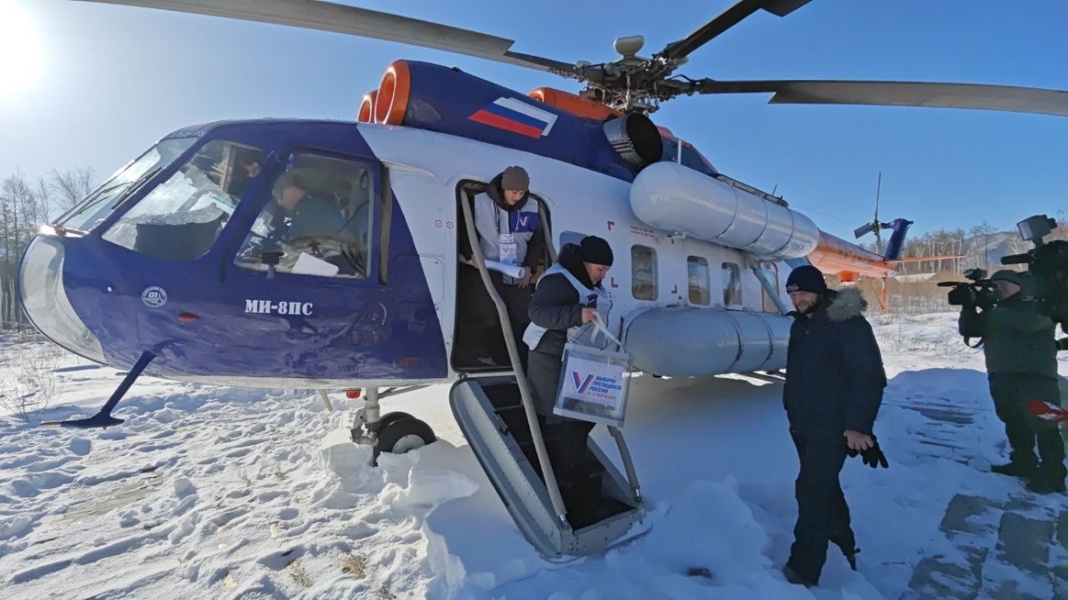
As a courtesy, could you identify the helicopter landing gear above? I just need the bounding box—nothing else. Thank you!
[349,387,435,465]
[373,417,436,460]
[42,351,155,429]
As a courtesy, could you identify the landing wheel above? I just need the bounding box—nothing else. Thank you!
[372,411,414,434]
[373,417,436,462]
[350,411,414,444]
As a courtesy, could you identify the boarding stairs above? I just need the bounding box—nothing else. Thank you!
[451,195,644,558]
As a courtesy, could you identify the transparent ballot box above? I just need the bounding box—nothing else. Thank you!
[553,342,632,428]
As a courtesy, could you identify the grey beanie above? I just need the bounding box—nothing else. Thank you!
[500,166,529,192]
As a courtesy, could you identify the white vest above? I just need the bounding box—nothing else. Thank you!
[523,263,614,351]
[473,193,539,284]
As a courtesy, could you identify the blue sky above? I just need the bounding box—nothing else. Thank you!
[2,0,1066,241]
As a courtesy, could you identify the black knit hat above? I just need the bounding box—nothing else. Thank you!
[578,236,614,266]
[786,265,827,294]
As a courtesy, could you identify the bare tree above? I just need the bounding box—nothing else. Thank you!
[969,221,997,269]
[0,172,54,328]
[50,167,96,214]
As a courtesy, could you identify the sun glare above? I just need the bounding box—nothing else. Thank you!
[0,1,42,99]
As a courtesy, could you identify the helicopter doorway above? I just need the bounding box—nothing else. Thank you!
[451,180,553,372]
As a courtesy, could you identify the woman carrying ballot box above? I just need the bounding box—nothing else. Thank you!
[523,236,614,510]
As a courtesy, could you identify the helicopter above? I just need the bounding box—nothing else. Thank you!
[18,0,1068,556]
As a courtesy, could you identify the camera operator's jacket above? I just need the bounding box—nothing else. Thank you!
[783,288,887,437]
[958,294,1057,378]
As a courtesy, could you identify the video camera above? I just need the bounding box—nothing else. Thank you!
[938,267,997,310]
[1000,215,1068,327]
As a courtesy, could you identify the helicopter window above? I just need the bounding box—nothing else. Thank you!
[57,137,197,233]
[100,140,264,261]
[722,262,742,306]
[234,153,373,279]
[631,245,658,301]
[761,263,780,312]
[660,137,717,177]
[687,256,710,305]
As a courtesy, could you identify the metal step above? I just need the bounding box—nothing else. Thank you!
[449,375,645,558]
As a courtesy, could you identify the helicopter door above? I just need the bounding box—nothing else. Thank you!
[451,180,552,371]
[218,150,446,383]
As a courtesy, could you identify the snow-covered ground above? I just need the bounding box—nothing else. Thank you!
[1,312,1066,599]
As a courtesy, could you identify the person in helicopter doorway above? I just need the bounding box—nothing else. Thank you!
[458,166,547,368]
[958,269,1065,494]
[780,265,888,588]
[523,236,614,518]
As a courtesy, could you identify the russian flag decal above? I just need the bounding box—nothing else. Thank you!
[470,97,558,139]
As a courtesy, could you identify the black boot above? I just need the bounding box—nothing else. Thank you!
[990,461,1039,479]
[829,527,860,570]
[781,564,817,588]
[1025,468,1067,494]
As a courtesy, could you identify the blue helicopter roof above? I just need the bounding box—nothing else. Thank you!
[161,61,654,183]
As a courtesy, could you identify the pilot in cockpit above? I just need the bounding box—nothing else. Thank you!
[238,170,366,277]
[259,173,343,241]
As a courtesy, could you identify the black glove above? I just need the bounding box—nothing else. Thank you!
[847,436,889,469]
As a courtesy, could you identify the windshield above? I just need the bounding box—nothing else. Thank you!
[56,137,197,233]
[101,140,265,262]
[661,137,718,177]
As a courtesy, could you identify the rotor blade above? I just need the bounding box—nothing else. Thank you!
[658,0,811,62]
[873,171,881,222]
[854,223,875,239]
[78,0,584,78]
[691,80,1068,117]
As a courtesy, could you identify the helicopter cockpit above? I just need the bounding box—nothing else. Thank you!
[22,119,446,387]
[233,155,371,279]
[50,131,373,280]
[660,132,718,178]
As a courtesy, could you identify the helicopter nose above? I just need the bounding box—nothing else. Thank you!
[18,236,106,364]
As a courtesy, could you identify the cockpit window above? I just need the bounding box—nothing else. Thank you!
[234,153,373,279]
[101,140,264,261]
[57,137,198,233]
[660,137,718,177]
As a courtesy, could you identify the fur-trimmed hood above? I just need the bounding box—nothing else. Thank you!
[825,287,868,322]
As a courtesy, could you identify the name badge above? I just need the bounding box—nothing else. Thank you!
[499,233,518,266]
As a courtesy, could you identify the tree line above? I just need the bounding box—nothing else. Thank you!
[865,214,1068,277]
[0,169,97,328]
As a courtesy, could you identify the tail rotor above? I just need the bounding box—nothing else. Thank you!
[853,172,888,254]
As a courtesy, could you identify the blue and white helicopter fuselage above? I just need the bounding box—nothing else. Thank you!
[22,62,814,399]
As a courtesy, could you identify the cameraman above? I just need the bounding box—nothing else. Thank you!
[958,269,1065,494]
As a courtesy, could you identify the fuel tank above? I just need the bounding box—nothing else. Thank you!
[621,306,790,377]
[630,162,819,259]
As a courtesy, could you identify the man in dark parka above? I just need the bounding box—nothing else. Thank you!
[781,265,887,587]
